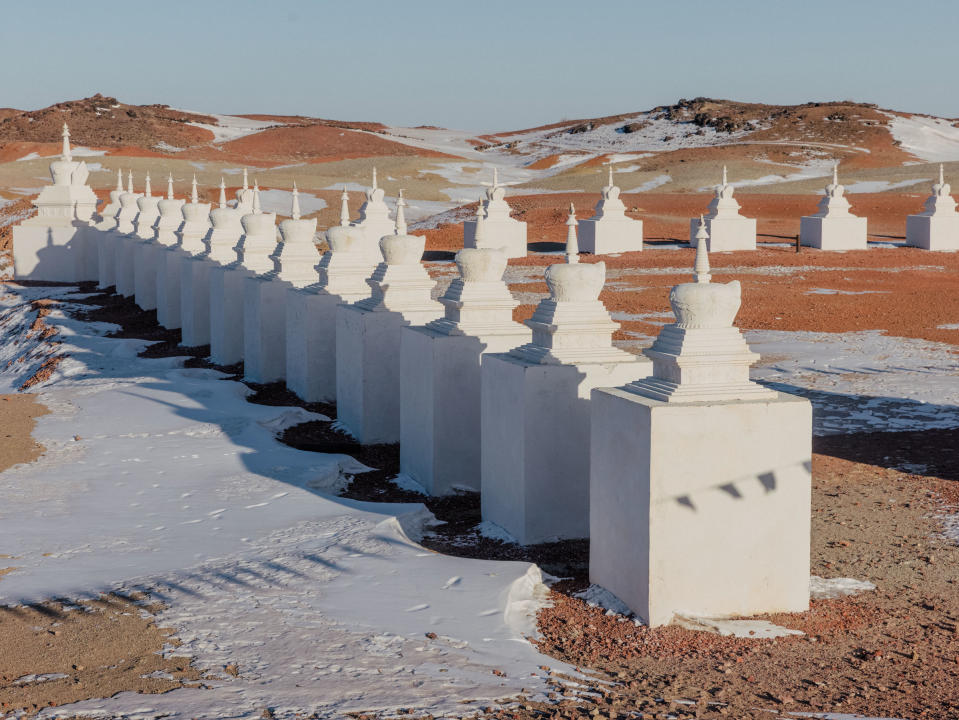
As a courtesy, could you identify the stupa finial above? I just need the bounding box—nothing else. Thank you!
[127,170,133,194]
[493,167,499,187]
[144,172,152,198]
[722,165,728,186]
[218,178,226,209]
[939,163,945,186]
[291,181,301,220]
[252,180,261,214]
[61,123,72,162]
[608,162,614,188]
[242,168,249,191]
[115,168,123,193]
[694,216,711,284]
[190,174,198,204]
[167,173,174,199]
[339,184,350,226]
[832,162,839,186]
[395,189,408,235]
[372,166,378,190]
[566,203,579,264]
[474,196,487,243]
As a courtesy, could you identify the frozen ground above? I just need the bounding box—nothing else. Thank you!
[0,286,560,719]
[748,329,959,435]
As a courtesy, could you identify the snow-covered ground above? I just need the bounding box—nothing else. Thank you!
[182,113,281,144]
[256,188,327,216]
[884,112,959,162]
[0,286,561,719]
[748,330,959,435]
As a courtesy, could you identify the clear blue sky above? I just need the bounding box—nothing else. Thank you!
[0,0,954,131]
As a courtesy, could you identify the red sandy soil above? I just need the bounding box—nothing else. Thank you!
[192,123,456,166]
[421,192,959,345]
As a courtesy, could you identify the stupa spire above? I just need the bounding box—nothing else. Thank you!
[190,174,198,204]
[565,203,579,263]
[694,216,711,284]
[372,166,378,190]
[722,165,728,186]
[61,123,72,162]
[291,181,301,220]
[608,162,614,188]
[395,189,408,235]
[252,180,261,214]
[167,173,174,199]
[940,163,945,187]
[493,167,499,187]
[339,185,350,226]
[144,172,152,198]
[832,162,839,186]
[115,168,123,193]
[127,170,134,194]
[242,168,249,191]
[218,178,226,209]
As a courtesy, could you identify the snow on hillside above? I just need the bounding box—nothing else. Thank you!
[0,286,563,719]
[496,112,762,162]
[182,112,281,143]
[884,112,959,162]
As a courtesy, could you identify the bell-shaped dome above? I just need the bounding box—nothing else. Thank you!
[455,247,507,282]
[380,233,425,265]
[545,261,606,302]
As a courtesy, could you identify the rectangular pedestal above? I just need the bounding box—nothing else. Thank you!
[210,266,252,366]
[578,218,643,254]
[589,388,812,626]
[689,216,757,251]
[400,326,531,495]
[905,214,959,251]
[243,276,290,384]
[336,304,442,444]
[134,243,159,311]
[156,250,183,330]
[114,235,139,297]
[463,219,528,259]
[12,223,94,283]
[480,354,648,544]
[286,289,343,403]
[180,257,212,347]
[98,231,117,290]
[800,215,867,250]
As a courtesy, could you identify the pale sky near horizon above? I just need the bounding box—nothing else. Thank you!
[0,0,954,131]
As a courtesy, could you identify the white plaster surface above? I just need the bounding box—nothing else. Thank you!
[800,167,867,250]
[578,170,643,254]
[209,265,252,365]
[589,388,812,626]
[243,276,290,383]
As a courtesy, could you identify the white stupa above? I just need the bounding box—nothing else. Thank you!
[480,204,649,544]
[463,169,528,259]
[336,222,443,444]
[799,163,867,250]
[13,123,100,281]
[286,222,382,404]
[905,164,959,251]
[590,232,812,625]
[401,245,531,495]
[153,175,186,327]
[243,185,318,384]
[578,164,644,254]
[351,168,395,253]
[688,166,757,251]
[235,168,255,213]
[114,171,144,297]
[95,169,126,289]
[132,173,164,310]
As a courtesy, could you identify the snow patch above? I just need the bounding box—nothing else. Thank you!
[625,174,671,193]
[884,112,959,162]
[674,616,804,639]
[809,576,876,599]
[574,584,634,618]
[477,520,517,544]
[181,112,280,143]
[389,472,427,495]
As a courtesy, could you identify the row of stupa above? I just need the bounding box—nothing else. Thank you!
[10,128,814,627]
[10,124,959,287]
